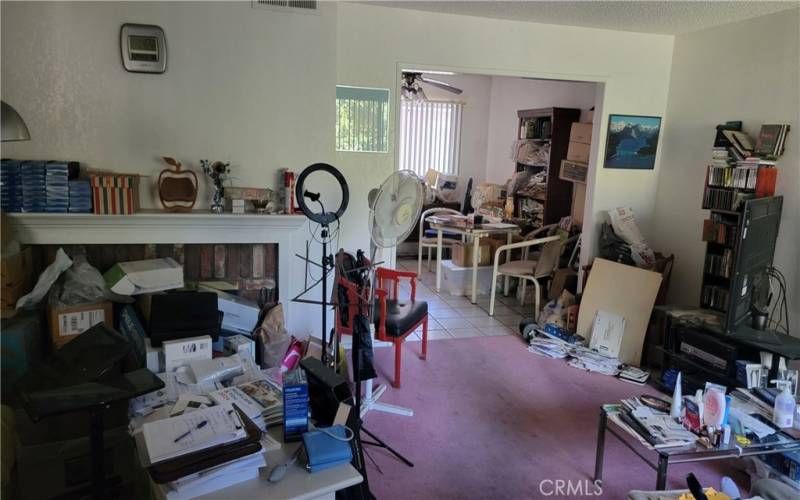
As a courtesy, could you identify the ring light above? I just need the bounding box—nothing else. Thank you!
[295,163,349,225]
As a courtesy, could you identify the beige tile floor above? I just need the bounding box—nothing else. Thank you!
[394,258,533,341]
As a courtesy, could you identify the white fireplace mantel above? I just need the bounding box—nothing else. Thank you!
[4,211,325,335]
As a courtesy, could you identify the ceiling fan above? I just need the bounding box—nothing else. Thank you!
[401,72,463,101]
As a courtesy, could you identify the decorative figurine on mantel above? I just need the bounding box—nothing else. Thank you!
[200,159,230,214]
[159,157,198,213]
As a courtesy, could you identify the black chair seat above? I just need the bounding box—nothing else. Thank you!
[374,299,428,337]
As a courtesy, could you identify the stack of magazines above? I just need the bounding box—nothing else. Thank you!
[209,378,283,431]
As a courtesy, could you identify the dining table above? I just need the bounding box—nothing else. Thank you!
[427,216,521,304]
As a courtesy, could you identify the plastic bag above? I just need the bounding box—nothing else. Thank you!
[59,253,108,305]
[16,248,72,309]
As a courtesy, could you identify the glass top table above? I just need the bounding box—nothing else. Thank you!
[594,405,800,491]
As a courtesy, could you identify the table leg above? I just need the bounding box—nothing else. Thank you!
[471,235,479,304]
[435,229,443,292]
[594,408,607,484]
[503,232,512,296]
[656,455,668,491]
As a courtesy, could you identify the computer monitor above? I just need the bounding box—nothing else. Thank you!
[724,196,783,334]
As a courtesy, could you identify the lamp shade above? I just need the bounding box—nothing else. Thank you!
[1,101,31,141]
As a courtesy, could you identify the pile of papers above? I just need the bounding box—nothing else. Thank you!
[130,352,283,498]
[527,326,582,359]
[567,346,621,376]
[210,379,283,431]
[618,365,650,385]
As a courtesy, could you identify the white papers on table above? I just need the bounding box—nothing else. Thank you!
[589,310,625,359]
[162,451,266,499]
[729,408,776,439]
[631,406,697,448]
[143,404,246,464]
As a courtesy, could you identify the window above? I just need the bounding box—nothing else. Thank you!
[335,86,389,153]
[398,100,463,177]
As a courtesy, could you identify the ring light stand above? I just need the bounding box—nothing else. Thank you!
[294,163,349,366]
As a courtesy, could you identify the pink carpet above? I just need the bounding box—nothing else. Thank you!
[359,335,747,499]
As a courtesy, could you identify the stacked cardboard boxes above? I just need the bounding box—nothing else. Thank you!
[562,118,594,226]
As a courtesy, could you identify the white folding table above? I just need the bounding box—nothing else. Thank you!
[428,218,521,304]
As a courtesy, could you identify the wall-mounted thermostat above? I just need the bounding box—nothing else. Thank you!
[120,24,166,73]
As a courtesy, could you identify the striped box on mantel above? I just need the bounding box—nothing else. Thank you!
[90,173,141,214]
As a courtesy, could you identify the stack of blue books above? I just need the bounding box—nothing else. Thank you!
[21,161,47,213]
[45,162,70,213]
[1,160,23,212]
[68,179,92,213]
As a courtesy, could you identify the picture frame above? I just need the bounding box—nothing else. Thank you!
[604,114,662,170]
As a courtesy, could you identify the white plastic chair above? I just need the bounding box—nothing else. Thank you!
[417,207,464,278]
[488,225,561,319]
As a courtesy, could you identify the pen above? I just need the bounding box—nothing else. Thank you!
[174,420,208,443]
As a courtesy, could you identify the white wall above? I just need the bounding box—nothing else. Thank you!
[1,1,337,209]
[484,77,597,184]
[415,73,492,201]
[1,1,676,276]
[335,2,674,262]
[653,9,800,332]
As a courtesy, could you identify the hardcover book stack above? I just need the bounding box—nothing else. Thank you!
[0,160,23,212]
[44,162,70,213]
[20,161,46,213]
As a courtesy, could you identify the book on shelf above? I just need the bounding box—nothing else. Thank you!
[702,215,738,247]
[702,285,730,312]
[704,249,734,278]
[755,123,790,158]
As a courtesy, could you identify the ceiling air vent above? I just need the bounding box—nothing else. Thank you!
[252,0,318,12]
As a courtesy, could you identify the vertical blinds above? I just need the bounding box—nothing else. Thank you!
[335,86,389,153]
[398,100,463,178]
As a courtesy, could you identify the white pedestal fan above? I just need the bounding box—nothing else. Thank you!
[360,170,424,419]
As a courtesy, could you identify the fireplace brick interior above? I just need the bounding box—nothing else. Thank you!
[33,243,278,304]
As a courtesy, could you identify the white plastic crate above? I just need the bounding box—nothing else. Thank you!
[440,259,495,296]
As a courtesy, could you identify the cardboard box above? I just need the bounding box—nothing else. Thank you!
[48,301,113,347]
[144,337,164,373]
[451,241,492,267]
[224,334,256,362]
[90,173,140,215]
[569,122,593,144]
[1,246,34,310]
[16,425,136,499]
[567,141,591,163]
[585,110,594,123]
[203,289,260,335]
[559,159,588,184]
[163,335,212,372]
[572,182,586,226]
[104,257,184,295]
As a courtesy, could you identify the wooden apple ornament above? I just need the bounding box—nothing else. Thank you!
[159,157,198,213]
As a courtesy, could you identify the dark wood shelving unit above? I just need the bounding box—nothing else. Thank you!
[514,107,580,226]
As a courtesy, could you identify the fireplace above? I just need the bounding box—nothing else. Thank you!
[6,212,323,335]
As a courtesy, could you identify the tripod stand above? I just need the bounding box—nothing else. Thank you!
[339,254,414,470]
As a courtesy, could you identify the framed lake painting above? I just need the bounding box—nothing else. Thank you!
[604,114,662,169]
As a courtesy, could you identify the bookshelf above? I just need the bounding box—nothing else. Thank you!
[698,122,787,315]
[513,107,580,226]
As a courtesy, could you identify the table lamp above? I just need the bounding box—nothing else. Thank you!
[1,100,31,141]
